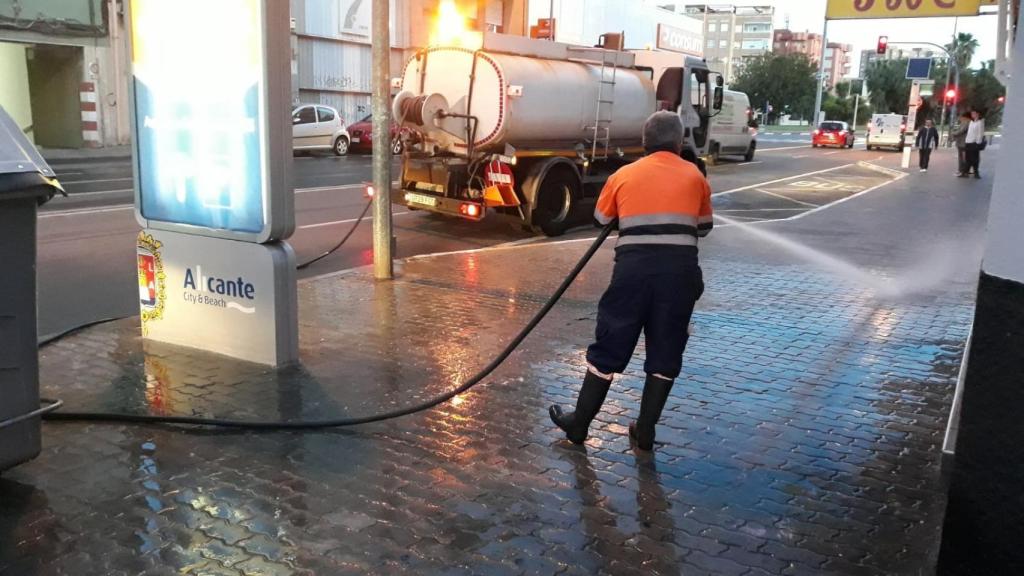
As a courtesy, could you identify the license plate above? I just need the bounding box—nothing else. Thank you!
[350,137,360,143]
[405,192,437,207]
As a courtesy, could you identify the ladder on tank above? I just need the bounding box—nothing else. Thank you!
[587,50,618,162]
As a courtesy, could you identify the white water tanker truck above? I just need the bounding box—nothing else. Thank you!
[390,32,723,236]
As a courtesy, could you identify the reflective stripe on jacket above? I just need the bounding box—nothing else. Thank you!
[594,151,713,247]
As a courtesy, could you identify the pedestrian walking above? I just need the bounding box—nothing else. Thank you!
[964,110,987,179]
[915,119,940,172]
[549,112,712,451]
[952,112,971,177]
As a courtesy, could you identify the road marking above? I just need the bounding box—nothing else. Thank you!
[296,182,398,194]
[39,205,134,218]
[757,144,812,152]
[823,151,841,156]
[298,210,411,229]
[736,161,763,167]
[61,177,133,185]
[713,163,854,196]
[63,188,133,197]
[752,187,820,208]
[793,155,808,159]
[717,208,805,212]
[782,170,908,222]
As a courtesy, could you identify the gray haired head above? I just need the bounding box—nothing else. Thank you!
[643,111,684,154]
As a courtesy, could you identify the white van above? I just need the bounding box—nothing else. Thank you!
[866,113,907,151]
[708,89,757,162]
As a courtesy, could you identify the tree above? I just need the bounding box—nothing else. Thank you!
[835,81,851,99]
[946,32,980,72]
[732,53,817,123]
[865,58,911,114]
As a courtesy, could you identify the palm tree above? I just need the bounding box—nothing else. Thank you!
[946,32,980,71]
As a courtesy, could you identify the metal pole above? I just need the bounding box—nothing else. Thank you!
[371,0,393,280]
[941,18,958,146]
[812,19,829,126]
[549,0,555,40]
[852,93,860,130]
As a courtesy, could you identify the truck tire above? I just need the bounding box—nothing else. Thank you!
[532,168,578,237]
[744,141,756,162]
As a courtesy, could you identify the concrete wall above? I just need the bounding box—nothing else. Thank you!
[0,42,33,143]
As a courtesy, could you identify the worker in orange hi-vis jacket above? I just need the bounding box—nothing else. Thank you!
[549,111,713,451]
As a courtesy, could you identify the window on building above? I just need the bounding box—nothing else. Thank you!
[743,22,771,34]
[293,106,316,125]
[721,22,730,33]
[709,23,718,32]
[707,39,716,48]
[741,39,769,51]
[317,107,336,123]
[719,40,728,48]
[734,41,741,49]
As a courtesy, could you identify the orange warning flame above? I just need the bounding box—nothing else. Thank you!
[429,0,483,49]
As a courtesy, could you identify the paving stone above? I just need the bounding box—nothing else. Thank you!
[1,180,979,575]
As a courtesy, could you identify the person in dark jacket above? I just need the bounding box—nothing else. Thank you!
[915,119,940,172]
[952,112,971,177]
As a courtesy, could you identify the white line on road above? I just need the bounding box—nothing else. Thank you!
[736,161,763,167]
[757,144,813,152]
[793,155,808,159]
[39,205,133,218]
[63,188,133,197]
[823,151,841,156]
[61,177,133,185]
[752,187,820,208]
[781,170,908,222]
[298,210,411,229]
[713,164,854,196]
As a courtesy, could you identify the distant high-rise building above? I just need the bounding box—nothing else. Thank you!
[773,29,850,90]
[681,5,775,83]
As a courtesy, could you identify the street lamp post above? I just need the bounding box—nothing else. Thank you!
[371,0,393,279]
[812,20,829,127]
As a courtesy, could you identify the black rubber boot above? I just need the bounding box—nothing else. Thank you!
[549,371,611,445]
[629,374,674,451]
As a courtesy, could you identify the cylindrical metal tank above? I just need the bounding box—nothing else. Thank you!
[398,47,656,152]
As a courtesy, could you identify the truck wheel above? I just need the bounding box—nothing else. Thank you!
[744,142,756,162]
[532,169,578,237]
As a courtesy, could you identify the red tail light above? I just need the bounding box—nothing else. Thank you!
[839,130,847,136]
[813,129,820,135]
[459,203,482,218]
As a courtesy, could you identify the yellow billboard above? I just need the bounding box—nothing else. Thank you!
[826,0,982,19]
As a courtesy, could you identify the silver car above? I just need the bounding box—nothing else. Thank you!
[291,104,351,156]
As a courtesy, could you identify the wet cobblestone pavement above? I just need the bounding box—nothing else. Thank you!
[2,188,980,575]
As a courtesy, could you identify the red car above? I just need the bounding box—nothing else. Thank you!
[347,114,416,154]
[812,121,855,148]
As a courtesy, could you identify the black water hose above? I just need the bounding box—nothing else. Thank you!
[296,198,373,270]
[41,224,615,430]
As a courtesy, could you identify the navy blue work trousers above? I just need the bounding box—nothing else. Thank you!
[586,247,703,380]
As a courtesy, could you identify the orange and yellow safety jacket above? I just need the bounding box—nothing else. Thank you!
[594,151,713,247]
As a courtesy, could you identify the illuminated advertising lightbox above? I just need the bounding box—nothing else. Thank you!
[129,0,293,243]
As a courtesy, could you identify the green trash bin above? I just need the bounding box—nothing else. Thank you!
[0,105,61,473]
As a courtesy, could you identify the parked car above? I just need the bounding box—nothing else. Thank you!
[292,105,350,156]
[812,121,855,148]
[865,113,907,151]
[347,114,416,154]
[708,89,757,162]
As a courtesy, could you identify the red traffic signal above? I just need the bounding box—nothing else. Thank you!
[945,88,957,102]
[877,36,888,54]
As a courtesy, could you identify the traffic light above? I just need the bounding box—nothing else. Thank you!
[997,95,1006,104]
[945,88,957,103]
[877,36,888,54]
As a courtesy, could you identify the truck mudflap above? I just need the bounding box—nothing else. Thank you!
[392,185,485,221]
